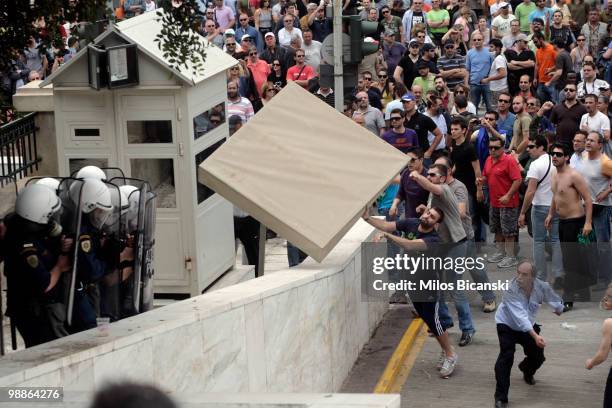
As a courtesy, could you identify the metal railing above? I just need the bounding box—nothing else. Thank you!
[0,113,40,187]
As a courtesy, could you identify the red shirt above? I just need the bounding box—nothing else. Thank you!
[483,153,522,208]
[286,64,315,87]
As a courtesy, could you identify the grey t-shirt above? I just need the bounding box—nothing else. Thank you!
[448,179,475,241]
[576,157,612,207]
[428,184,468,243]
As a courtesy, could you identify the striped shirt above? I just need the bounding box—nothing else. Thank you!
[227,97,255,124]
[437,53,466,90]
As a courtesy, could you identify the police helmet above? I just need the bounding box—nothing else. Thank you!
[15,184,62,225]
[76,165,106,181]
[36,177,60,193]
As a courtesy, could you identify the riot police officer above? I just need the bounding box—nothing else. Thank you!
[68,178,113,333]
[3,184,73,347]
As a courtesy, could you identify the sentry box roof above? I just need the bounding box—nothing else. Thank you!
[198,82,408,262]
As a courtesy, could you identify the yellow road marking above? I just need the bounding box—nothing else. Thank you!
[374,318,428,393]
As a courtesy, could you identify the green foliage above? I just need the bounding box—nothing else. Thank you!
[155,0,208,77]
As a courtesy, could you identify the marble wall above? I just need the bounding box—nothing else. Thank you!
[0,221,387,396]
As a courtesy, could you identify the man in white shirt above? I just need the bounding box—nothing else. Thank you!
[569,131,587,169]
[580,94,611,142]
[492,3,517,39]
[518,134,562,285]
[577,61,610,99]
[301,28,321,71]
[278,15,303,47]
[484,39,508,111]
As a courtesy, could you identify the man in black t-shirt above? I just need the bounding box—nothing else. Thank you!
[362,206,459,379]
[504,36,535,96]
[393,39,421,89]
[401,92,443,166]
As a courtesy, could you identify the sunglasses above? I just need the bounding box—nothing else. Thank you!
[266,88,276,93]
[410,44,419,48]
[526,144,536,149]
[426,172,440,177]
[363,77,372,80]
[382,10,390,13]
[498,99,510,103]
[577,38,585,42]
[227,42,236,46]
[488,145,502,150]
[272,62,281,66]
[550,151,565,158]
[417,35,425,38]
[390,116,403,121]
[445,45,454,49]
[527,103,537,106]
[407,157,419,163]
[210,119,221,124]
[243,38,252,42]
[379,74,387,78]
[455,90,465,94]
[564,88,576,92]
[249,52,257,56]
[240,18,248,21]
[484,117,496,121]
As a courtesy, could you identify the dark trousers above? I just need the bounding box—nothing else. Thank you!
[494,323,545,403]
[605,366,612,408]
[234,216,260,275]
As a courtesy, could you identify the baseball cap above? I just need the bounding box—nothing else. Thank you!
[384,29,395,37]
[443,39,455,47]
[364,37,378,44]
[225,28,235,36]
[422,43,435,51]
[241,34,252,41]
[408,39,419,47]
[401,92,416,102]
[499,1,509,7]
[265,32,275,38]
[416,61,429,70]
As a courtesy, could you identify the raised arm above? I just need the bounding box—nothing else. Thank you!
[586,319,612,369]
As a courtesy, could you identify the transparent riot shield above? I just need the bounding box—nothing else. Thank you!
[98,181,125,321]
[140,185,156,312]
[0,176,18,355]
[57,178,85,327]
[101,168,125,182]
[108,177,156,316]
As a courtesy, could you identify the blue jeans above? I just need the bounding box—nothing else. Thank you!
[536,83,559,104]
[593,206,612,283]
[469,193,487,243]
[437,241,475,334]
[532,205,563,281]
[469,83,492,113]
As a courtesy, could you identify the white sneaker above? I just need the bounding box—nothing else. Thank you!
[439,353,458,378]
[497,256,519,268]
[436,351,445,370]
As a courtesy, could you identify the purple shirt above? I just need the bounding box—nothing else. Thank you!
[381,127,419,153]
[215,6,234,31]
[396,167,429,219]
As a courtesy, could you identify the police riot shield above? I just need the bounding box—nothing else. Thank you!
[108,177,156,317]
[0,176,18,355]
[56,178,85,327]
[98,181,125,321]
[140,184,156,312]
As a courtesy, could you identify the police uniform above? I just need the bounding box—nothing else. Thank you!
[69,217,107,333]
[3,214,68,348]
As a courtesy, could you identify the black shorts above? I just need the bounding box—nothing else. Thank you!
[413,301,444,337]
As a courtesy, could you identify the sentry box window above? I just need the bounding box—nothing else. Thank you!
[88,43,139,90]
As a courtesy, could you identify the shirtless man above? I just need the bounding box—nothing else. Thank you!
[586,284,612,407]
[545,143,593,312]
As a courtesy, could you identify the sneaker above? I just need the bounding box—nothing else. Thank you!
[563,302,573,313]
[497,256,519,268]
[458,331,474,347]
[483,300,497,313]
[435,351,445,370]
[487,252,505,263]
[439,353,458,378]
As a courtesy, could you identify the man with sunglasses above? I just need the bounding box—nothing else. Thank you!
[495,92,516,147]
[380,6,403,43]
[550,82,587,145]
[480,135,523,268]
[286,49,315,88]
[518,135,562,284]
[438,40,468,91]
[401,92,443,163]
[278,15,302,48]
[401,0,428,47]
[579,94,611,143]
[382,30,405,77]
[393,39,420,89]
[382,109,419,153]
[546,143,593,312]
[236,13,262,52]
[467,31,494,112]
